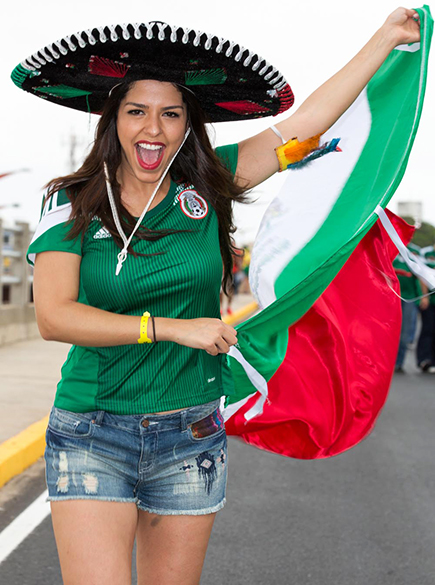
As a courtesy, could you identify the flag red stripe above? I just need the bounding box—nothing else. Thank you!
[226,211,413,459]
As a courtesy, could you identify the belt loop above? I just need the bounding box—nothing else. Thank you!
[94,410,105,426]
[181,410,188,431]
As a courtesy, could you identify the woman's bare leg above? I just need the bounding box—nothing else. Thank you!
[51,500,138,585]
[136,510,216,585]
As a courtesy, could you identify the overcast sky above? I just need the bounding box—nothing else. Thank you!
[1,0,433,244]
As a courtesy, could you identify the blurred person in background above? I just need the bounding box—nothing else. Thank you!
[393,251,422,373]
[417,244,435,372]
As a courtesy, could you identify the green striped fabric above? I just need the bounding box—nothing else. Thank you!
[27,144,238,414]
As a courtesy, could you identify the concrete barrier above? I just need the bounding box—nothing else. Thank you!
[0,305,39,346]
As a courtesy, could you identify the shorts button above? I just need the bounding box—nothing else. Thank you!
[141,419,150,428]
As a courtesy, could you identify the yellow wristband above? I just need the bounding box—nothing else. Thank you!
[138,311,152,344]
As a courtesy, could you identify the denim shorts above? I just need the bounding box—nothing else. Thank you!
[45,399,227,515]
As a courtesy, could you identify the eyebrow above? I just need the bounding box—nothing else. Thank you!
[125,102,185,111]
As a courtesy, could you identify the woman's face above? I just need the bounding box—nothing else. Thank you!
[116,80,188,184]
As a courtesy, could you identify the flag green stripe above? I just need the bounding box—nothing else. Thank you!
[275,6,432,301]
[227,6,433,405]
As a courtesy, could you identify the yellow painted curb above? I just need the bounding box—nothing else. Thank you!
[0,415,48,488]
[222,301,258,326]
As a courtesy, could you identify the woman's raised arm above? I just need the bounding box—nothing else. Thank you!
[235,7,421,190]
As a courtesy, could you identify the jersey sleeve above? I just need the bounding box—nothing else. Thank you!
[215,144,239,176]
[27,189,82,266]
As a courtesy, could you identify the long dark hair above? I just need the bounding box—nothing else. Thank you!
[45,81,249,294]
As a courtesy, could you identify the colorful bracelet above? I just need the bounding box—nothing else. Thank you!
[138,311,152,344]
[271,126,341,172]
[275,134,322,171]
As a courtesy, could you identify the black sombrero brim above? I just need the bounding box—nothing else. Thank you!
[11,22,294,123]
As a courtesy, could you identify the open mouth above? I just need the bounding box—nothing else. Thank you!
[135,141,166,170]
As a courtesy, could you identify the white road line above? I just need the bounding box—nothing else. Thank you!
[0,490,50,564]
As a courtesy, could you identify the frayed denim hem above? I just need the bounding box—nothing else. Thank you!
[136,498,226,516]
[47,495,138,504]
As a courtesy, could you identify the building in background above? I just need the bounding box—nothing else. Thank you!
[0,221,32,305]
[0,220,36,345]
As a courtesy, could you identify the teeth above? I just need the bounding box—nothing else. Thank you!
[137,143,163,151]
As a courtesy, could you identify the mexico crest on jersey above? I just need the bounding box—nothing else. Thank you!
[178,189,208,220]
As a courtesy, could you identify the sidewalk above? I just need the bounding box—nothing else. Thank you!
[0,339,70,444]
[0,294,257,487]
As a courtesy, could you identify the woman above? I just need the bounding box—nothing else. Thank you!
[13,8,420,584]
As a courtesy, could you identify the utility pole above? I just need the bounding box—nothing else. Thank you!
[0,204,20,210]
[69,132,78,173]
[64,131,87,173]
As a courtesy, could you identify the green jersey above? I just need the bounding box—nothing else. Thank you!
[27,144,238,414]
[393,255,421,303]
[422,249,435,305]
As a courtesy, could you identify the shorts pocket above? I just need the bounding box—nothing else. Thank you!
[187,408,225,442]
[47,407,95,439]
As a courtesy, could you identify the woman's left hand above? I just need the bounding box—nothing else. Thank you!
[382,7,421,46]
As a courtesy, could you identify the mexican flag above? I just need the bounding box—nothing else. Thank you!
[223,6,433,458]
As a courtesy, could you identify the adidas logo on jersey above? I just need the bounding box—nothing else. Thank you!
[93,227,112,239]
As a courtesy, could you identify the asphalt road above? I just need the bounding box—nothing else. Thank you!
[1,361,435,585]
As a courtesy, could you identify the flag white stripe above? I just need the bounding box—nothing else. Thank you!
[395,42,421,52]
[222,392,255,421]
[250,89,372,308]
[375,206,435,289]
[223,346,269,421]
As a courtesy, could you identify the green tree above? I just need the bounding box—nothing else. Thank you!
[402,216,435,249]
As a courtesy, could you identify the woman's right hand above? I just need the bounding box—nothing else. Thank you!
[169,318,238,356]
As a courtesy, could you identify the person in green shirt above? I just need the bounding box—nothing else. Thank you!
[417,245,435,371]
[12,9,421,585]
[393,253,422,373]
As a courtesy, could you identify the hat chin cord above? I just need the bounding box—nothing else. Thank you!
[103,127,191,276]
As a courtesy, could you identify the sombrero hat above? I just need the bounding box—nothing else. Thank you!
[11,21,294,122]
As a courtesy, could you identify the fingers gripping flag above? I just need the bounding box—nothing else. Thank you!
[223,6,433,459]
